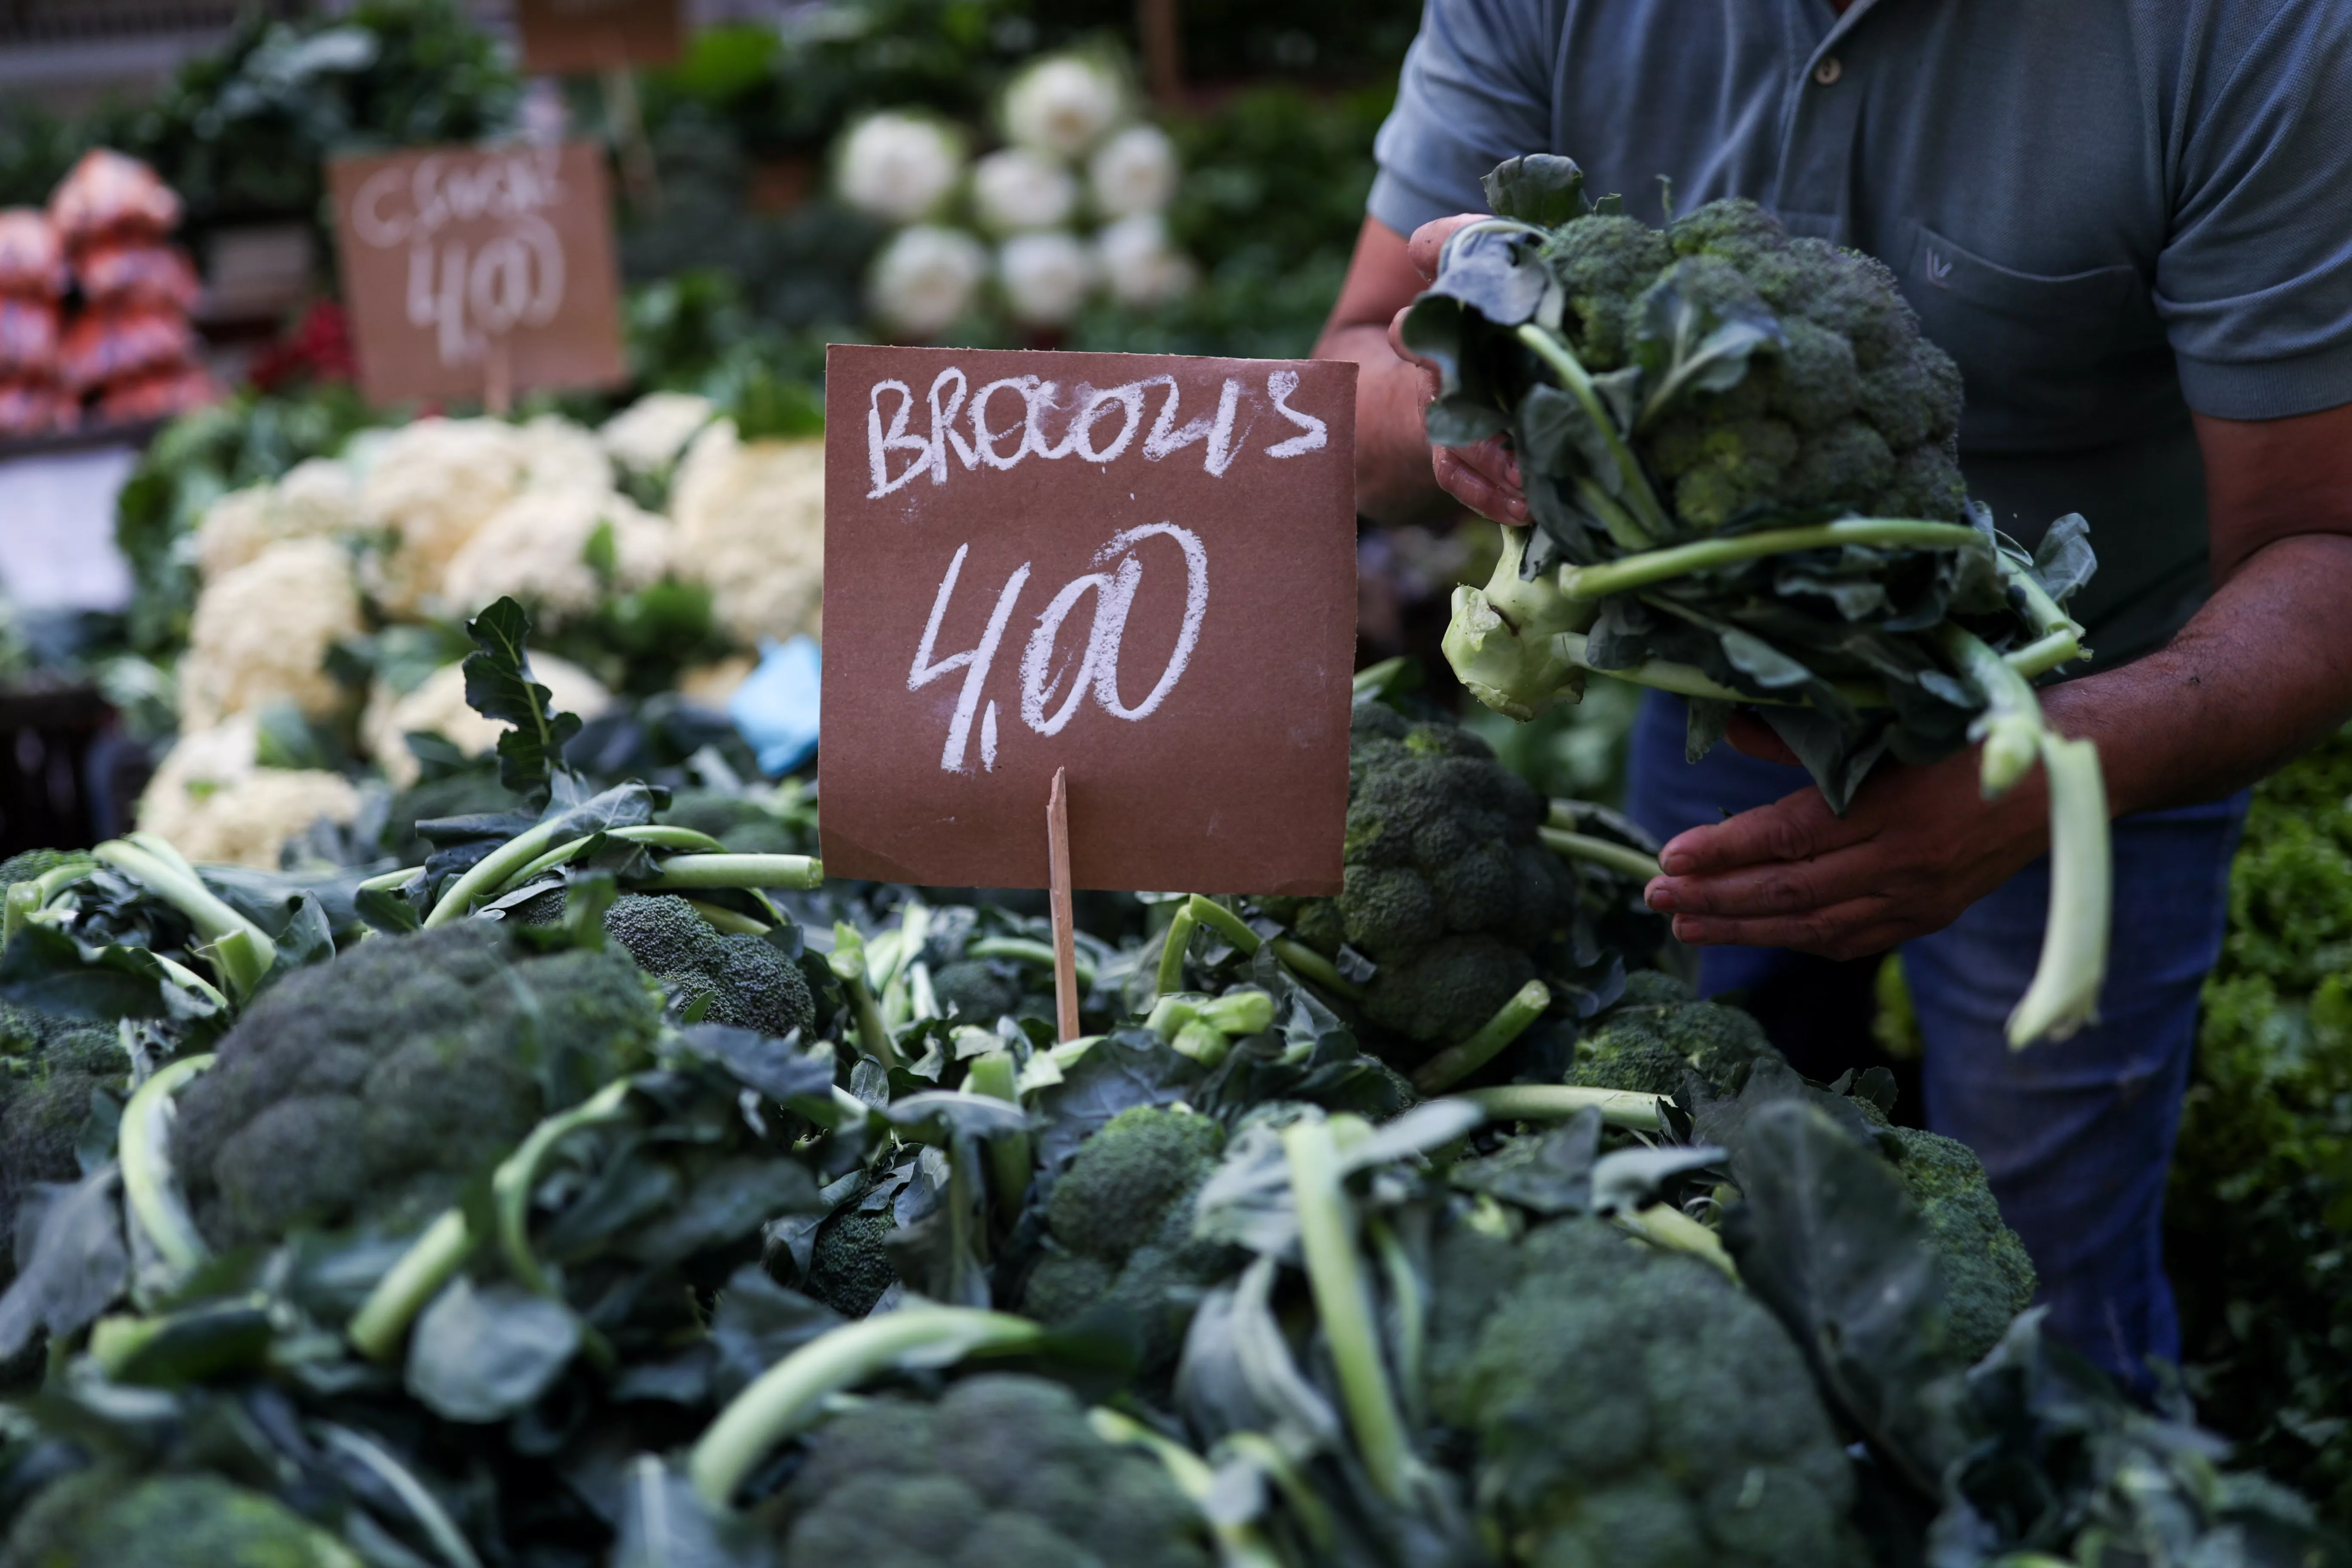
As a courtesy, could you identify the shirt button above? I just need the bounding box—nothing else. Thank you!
[1813,55,1844,85]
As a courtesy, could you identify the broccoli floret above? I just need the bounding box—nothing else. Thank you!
[1886,1125,2038,1364]
[1019,1108,1231,1374]
[0,850,90,889]
[1568,988,1777,1098]
[599,893,815,1037]
[1276,705,1575,1062]
[775,1374,1210,1568]
[804,1201,900,1318]
[1538,214,1675,370]
[172,924,662,1249]
[1,1466,361,1568]
[931,959,1023,1026]
[0,1010,123,1283]
[1427,1215,1868,1568]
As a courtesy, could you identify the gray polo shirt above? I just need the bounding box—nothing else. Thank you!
[1369,0,2352,668]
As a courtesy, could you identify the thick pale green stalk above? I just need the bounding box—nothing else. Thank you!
[315,1424,485,1568]
[968,935,1097,991]
[494,1079,636,1296]
[690,1308,1045,1507]
[1268,938,1363,1002]
[499,824,729,892]
[2006,733,2111,1047]
[1617,1203,1738,1281]
[1281,1118,1413,1502]
[1512,324,1669,545]
[1155,904,1198,995]
[349,1208,474,1360]
[358,865,424,894]
[682,899,770,936]
[119,1054,215,1275]
[3,882,39,946]
[1186,895,1262,954]
[1411,980,1551,1094]
[828,926,899,1070]
[1456,1083,1665,1132]
[424,819,571,928]
[964,1050,1033,1225]
[1539,825,1663,882]
[1553,519,1987,602]
[639,853,824,891]
[150,954,228,1011]
[95,839,277,996]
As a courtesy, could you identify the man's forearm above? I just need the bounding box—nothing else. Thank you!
[2046,533,2352,817]
[1317,322,1451,525]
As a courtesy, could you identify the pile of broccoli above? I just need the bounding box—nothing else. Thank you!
[1884,1124,2039,1366]
[600,891,814,1036]
[1264,703,1577,1060]
[1565,971,1777,1097]
[0,1003,123,1285]
[772,1373,1212,1568]
[1427,1213,1868,1568]
[1018,1106,1233,1374]
[173,922,662,1247]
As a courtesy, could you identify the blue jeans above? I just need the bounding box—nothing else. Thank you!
[1625,692,2246,1389]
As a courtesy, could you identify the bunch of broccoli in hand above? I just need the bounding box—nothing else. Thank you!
[1412,154,2110,1046]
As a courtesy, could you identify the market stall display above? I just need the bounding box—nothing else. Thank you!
[48,150,217,426]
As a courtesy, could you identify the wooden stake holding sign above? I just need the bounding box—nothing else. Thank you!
[819,346,1360,1037]
[1047,768,1080,1041]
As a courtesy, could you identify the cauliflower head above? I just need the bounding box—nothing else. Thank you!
[671,421,824,646]
[358,417,530,612]
[193,457,362,583]
[136,715,361,869]
[600,391,715,475]
[439,485,673,623]
[361,655,612,789]
[176,537,362,730]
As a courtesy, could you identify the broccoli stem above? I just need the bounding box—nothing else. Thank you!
[499,824,729,891]
[1411,980,1552,1094]
[1087,1408,1291,1568]
[1537,826,1663,882]
[1156,904,1199,995]
[2,882,39,946]
[150,954,228,1012]
[1280,1117,1415,1503]
[1932,624,2112,1047]
[348,1208,475,1360]
[1219,1430,1338,1552]
[1616,1203,1738,1281]
[424,819,573,928]
[1268,938,1364,1003]
[689,1308,1047,1507]
[118,1053,215,1277]
[1511,323,1670,546]
[828,927,900,1070]
[494,1078,637,1296]
[1553,519,1988,601]
[1549,629,1795,706]
[963,1049,1033,1225]
[29,860,95,904]
[357,865,423,893]
[640,853,824,891]
[1186,894,1263,954]
[968,935,1098,991]
[314,1423,487,1568]
[1183,895,1364,1003]
[94,838,278,998]
[683,898,771,936]
[1455,1084,1665,1132]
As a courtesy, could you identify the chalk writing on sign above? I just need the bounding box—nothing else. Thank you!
[867,368,1329,497]
[348,149,569,370]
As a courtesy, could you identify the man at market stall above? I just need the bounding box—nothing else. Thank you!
[1317,0,2352,1390]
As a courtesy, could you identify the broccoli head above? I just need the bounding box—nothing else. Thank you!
[0,1466,361,1568]
[1427,1215,1868,1568]
[1019,1107,1231,1375]
[1266,704,1575,1059]
[0,1007,124,1283]
[803,1195,900,1318]
[930,959,1024,1027]
[601,893,815,1038]
[0,850,91,888]
[1567,979,1778,1098]
[172,924,662,1249]
[775,1373,1211,1568]
[1886,1124,2037,1365]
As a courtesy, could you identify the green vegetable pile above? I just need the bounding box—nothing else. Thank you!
[0,607,2332,1568]
[1412,154,2111,1047]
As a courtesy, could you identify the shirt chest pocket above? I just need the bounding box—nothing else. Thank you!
[1905,224,2174,454]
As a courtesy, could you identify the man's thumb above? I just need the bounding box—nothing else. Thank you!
[1724,710,1801,766]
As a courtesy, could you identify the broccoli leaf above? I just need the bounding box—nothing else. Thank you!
[406,1277,582,1423]
[462,595,584,808]
[0,1165,129,1360]
[2029,511,2097,606]
[1481,153,1589,227]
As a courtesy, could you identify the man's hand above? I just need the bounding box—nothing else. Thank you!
[1642,716,2051,959]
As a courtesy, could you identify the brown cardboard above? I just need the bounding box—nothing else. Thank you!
[514,0,684,74]
[327,142,626,405]
[819,345,1359,896]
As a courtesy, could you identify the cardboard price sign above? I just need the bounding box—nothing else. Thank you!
[514,0,684,74]
[820,346,1359,895]
[328,141,626,405]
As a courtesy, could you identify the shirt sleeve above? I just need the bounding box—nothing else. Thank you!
[2159,4,2352,420]
[1367,0,1563,238]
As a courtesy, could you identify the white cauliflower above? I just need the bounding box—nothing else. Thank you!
[972,147,1078,233]
[998,230,1098,326]
[439,485,672,623]
[1096,212,1198,306]
[193,457,362,582]
[362,655,614,789]
[512,413,614,499]
[1002,55,1126,159]
[836,112,964,223]
[136,714,361,870]
[358,417,531,613]
[600,392,715,475]
[1088,124,1180,217]
[176,537,363,731]
[868,224,989,340]
[670,421,825,648]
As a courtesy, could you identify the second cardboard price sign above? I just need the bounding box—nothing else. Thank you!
[821,345,1360,1036]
